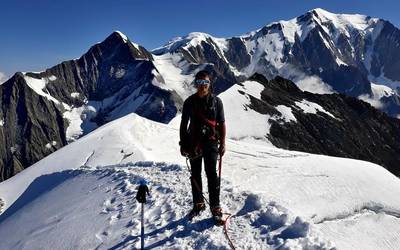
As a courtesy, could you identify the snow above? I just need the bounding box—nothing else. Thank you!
[279,16,316,44]
[243,31,286,76]
[358,83,397,109]
[368,72,400,90]
[23,74,60,104]
[48,75,57,81]
[152,32,227,55]
[371,83,396,98]
[45,141,57,149]
[313,8,380,32]
[217,81,273,144]
[186,32,213,48]
[0,111,400,249]
[70,92,80,98]
[115,30,128,43]
[0,119,3,127]
[275,105,297,122]
[113,31,141,51]
[295,100,336,118]
[63,105,98,142]
[363,21,385,71]
[152,53,197,97]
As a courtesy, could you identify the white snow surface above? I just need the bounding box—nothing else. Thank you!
[70,92,80,98]
[295,100,336,118]
[152,53,197,98]
[275,105,297,123]
[217,81,273,144]
[23,74,60,104]
[1,109,400,249]
[115,30,128,43]
[63,104,98,142]
[358,83,397,110]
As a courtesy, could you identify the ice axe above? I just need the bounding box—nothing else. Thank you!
[136,179,150,250]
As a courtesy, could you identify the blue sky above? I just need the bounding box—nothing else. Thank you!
[1,0,400,78]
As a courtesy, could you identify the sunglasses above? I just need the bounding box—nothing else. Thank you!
[194,79,210,85]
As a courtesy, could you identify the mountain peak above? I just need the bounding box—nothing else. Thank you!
[103,31,130,46]
[151,31,221,54]
[309,7,334,17]
[113,30,129,42]
[306,8,377,31]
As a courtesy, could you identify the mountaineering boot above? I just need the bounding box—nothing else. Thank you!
[211,206,224,226]
[188,202,206,220]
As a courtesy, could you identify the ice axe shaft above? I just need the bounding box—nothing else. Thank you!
[141,203,144,250]
[136,180,149,250]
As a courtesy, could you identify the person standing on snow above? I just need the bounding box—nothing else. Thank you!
[179,70,226,222]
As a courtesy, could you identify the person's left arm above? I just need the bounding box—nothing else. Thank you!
[216,97,226,156]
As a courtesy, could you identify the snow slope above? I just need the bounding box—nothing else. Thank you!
[0,109,400,249]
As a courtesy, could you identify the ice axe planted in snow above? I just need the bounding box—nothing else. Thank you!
[136,179,150,250]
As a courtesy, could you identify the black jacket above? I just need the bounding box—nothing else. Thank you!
[180,93,225,148]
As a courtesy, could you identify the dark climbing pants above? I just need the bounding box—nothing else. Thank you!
[189,141,220,208]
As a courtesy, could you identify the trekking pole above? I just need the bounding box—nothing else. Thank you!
[218,153,222,195]
[136,179,150,250]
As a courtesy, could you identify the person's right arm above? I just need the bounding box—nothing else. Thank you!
[179,99,190,155]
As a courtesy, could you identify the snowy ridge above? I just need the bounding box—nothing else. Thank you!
[0,108,400,249]
[152,32,228,55]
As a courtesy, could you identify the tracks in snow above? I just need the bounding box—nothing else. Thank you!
[88,161,332,249]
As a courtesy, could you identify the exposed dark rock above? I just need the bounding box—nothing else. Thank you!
[0,73,67,180]
[247,73,400,176]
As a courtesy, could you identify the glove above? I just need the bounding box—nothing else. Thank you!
[218,143,226,156]
[179,141,189,157]
[181,146,189,157]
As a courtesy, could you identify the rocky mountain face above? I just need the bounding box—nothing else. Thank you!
[0,32,183,181]
[246,73,400,176]
[0,73,67,180]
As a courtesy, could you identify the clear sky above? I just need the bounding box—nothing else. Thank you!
[1,0,400,79]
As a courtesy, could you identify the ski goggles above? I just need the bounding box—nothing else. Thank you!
[194,79,210,85]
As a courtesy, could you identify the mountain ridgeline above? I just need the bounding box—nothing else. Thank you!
[1,8,400,181]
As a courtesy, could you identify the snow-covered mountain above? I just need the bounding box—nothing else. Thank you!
[0,111,400,249]
[2,8,400,182]
[153,8,400,117]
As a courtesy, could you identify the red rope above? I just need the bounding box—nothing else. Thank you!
[222,213,236,250]
[219,155,236,250]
